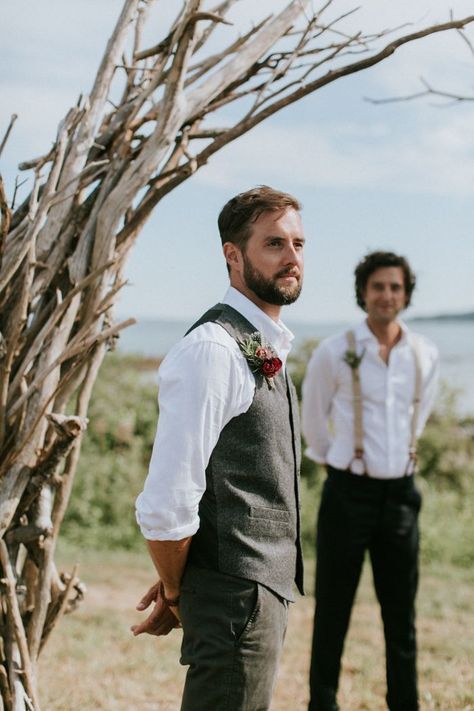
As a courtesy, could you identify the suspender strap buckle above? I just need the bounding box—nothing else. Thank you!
[349,449,368,476]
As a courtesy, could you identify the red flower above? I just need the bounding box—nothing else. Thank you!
[237,332,283,389]
[262,357,282,378]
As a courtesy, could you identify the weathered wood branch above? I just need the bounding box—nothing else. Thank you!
[0,664,13,711]
[39,564,79,653]
[0,178,12,267]
[14,415,88,523]
[0,541,40,711]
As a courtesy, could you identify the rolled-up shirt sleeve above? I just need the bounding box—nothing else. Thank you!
[135,336,252,540]
[301,342,337,464]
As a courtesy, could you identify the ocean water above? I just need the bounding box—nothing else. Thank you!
[117,317,474,416]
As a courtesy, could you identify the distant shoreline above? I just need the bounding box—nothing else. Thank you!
[409,311,474,323]
[116,316,474,414]
[118,311,474,329]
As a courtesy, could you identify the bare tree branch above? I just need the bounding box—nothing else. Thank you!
[0,115,18,160]
[366,76,474,105]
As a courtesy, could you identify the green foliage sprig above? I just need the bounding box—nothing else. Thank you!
[343,347,366,370]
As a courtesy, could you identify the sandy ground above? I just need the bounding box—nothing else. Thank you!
[39,551,473,710]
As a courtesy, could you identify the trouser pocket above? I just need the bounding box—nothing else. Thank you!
[231,579,259,645]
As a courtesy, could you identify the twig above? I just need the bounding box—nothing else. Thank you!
[11,176,28,211]
[456,27,474,55]
[0,115,18,160]
[18,148,55,172]
[39,564,79,652]
[365,77,474,104]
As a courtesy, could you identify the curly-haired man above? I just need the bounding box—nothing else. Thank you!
[302,251,439,711]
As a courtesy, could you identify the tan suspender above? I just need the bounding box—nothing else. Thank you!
[406,335,423,475]
[345,330,367,474]
[345,330,423,476]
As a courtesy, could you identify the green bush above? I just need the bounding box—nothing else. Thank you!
[62,354,158,549]
[62,348,473,569]
[287,337,319,400]
[417,385,474,493]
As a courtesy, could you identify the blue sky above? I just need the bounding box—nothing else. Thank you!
[1,1,473,324]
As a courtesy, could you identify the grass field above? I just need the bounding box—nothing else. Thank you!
[38,545,473,711]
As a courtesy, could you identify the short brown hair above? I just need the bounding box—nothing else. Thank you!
[354,251,416,310]
[218,185,301,249]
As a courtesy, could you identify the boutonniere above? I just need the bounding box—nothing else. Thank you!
[343,347,366,370]
[237,332,282,389]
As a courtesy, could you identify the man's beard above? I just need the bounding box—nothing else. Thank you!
[243,253,302,306]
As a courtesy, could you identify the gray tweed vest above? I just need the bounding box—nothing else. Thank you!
[186,303,304,601]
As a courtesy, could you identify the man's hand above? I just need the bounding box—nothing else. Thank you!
[131,581,181,637]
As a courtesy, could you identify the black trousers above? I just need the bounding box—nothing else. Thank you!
[179,565,289,711]
[309,466,422,711]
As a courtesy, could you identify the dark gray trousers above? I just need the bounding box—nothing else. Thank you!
[179,565,289,711]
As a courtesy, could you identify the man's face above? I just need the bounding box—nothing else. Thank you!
[227,208,305,312]
[362,266,407,324]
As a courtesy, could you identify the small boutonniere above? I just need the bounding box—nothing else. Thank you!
[343,347,366,370]
[237,332,282,389]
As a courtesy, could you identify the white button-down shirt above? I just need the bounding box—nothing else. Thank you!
[301,320,439,478]
[135,287,295,540]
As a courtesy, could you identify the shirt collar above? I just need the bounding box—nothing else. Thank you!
[222,286,294,361]
[354,318,410,345]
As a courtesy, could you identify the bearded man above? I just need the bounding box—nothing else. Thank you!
[133,186,305,711]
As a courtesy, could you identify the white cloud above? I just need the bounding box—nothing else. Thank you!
[193,111,474,196]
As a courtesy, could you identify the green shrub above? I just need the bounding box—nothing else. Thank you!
[417,389,474,493]
[62,354,158,549]
[62,347,473,570]
[287,337,319,400]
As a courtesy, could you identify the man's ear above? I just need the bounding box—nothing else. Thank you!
[223,242,242,272]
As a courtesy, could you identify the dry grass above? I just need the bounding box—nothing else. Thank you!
[39,549,473,711]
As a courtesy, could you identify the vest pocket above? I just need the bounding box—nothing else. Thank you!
[245,505,291,536]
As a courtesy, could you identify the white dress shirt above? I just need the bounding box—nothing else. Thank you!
[301,319,439,479]
[135,286,295,540]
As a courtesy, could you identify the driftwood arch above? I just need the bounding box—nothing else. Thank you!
[0,2,472,708]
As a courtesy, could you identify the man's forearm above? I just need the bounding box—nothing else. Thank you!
[146,537,192,599]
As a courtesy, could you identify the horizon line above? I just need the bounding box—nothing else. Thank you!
[116,309,474,327]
